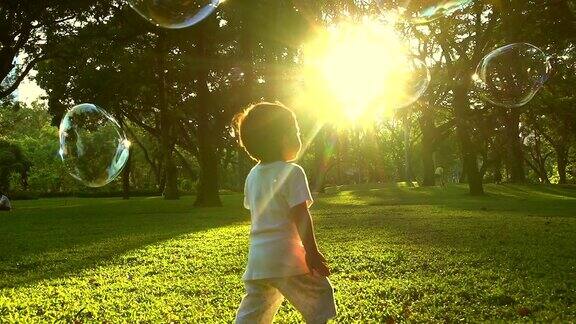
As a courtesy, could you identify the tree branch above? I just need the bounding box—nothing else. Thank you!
[0,54,46,99]
[124,124,161,182]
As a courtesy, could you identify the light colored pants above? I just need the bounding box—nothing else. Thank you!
[235,274,336,324]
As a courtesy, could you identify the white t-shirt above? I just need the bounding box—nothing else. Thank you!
[0,195,11,209]
[243,161,313,280]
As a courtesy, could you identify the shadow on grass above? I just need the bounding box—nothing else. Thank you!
[312,183,576,312]
[314,182,576,263]
[0,195,248,289]
[316,183,576,216]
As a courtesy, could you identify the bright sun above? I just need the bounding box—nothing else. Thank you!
[298,18,424,127]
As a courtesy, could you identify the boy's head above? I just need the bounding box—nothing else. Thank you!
[234,102,301,163]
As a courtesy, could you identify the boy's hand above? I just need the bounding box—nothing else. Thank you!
[306,250,330,276]
[290,203,330,276]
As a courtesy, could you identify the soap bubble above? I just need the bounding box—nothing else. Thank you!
[127,0,221,29]
[408,0,473,23]
[473,43,551,108]
[59,103,130,187]
[372,56,430,110]
[377,0,473,24]
[394,57,431,108]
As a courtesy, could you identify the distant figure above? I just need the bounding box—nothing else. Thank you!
[435,166,446,187]
[233,102,336,324]
[0,193,12,211]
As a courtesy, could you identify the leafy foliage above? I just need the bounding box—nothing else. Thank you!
[0,139,30,192]
[2,0,576,198]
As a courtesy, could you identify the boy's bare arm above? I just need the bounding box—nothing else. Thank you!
[291,202,330,276]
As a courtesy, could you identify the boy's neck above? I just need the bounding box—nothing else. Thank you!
[259,159,286,165]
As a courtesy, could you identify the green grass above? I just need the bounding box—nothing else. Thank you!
[0,184,575,322]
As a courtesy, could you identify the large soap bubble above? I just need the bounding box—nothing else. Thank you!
[127,0,221,29]
[394,57,431,109]
[473,43,551,108]
[59,103,130,187]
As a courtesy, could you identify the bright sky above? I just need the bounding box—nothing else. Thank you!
[16,71,47,106]
[9,53,47,106]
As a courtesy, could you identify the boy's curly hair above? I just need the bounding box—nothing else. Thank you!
[233,102,299,162]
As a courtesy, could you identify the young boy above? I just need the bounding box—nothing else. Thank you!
[234,102,336,324]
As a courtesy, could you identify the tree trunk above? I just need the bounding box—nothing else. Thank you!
[232,0,257,193]
[539,163,551,184]
[336,134,343,185]
[421,144,435,186]
[504,110,526,183]
[526,138,551,184]
[313,126,328,193]
[459,162,467,184]
[162,146,179,199]
[419,107,455,186]
[453,83,484,195]
[122,154,131,200]
[194,106,222,206]
[556,145,568,184]
[493,153,503,183]
[419,104,436,186]
[420,117,436,186]
[124,126,162,193]
[403,115,413,183]
[158,164,166,193]
[156,33,179,200]
[194,28,222,207]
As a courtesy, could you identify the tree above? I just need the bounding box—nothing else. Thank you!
[35,6,188,199]
[15,0,576,200]
[0,139,30,192]
[0,0,111,100]
[421,3,500,195]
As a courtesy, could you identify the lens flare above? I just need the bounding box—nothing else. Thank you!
[299,19,429,127]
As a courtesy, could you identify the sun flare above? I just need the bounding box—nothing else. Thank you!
[298,18,426,127]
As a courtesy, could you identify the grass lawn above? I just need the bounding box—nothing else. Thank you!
[0,184,575,322]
